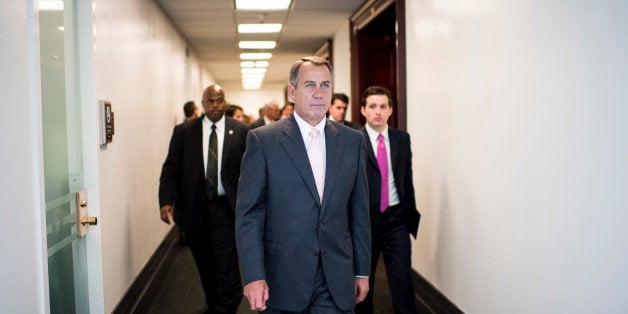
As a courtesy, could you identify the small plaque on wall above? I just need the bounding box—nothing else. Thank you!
[99,100,114,145]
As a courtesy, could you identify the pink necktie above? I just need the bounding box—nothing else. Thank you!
[377,134,389,212]
[308,127,325,202]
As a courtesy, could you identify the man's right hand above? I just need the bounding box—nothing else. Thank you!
[160,205,174,224]
[243,279,269,311]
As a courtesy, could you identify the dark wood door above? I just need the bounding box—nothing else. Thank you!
[351,0,406,129]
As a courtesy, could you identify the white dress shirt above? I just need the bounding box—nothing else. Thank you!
[203,115,225,195]
[294,112,326,161]
[364,124,400,207]
[263,116,274,126]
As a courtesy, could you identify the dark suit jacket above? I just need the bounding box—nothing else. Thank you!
[340,120,362,130]
[361,126,420,238]
[159,115,250,232]
[236,117,371,311]
[250,117,266,129]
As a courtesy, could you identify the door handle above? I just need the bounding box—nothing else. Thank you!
[76,190,97,237]
[80,216,98,225]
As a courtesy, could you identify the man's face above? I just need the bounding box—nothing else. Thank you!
[361,94,393,132]
[266,104,280,120]
[288,62,332,126]
[329,99,348,121]
[232,109,245,122]
[202,86,226,123]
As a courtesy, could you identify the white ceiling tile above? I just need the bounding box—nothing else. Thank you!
[156,0,367,85]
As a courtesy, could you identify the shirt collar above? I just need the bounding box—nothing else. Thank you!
[365,123,388,141]
[294,112,326,138]
[203,114,225,129]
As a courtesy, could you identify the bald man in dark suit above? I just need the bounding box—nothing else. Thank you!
[159,85,249,313]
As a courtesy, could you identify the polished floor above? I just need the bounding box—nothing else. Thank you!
[142,241,425,313]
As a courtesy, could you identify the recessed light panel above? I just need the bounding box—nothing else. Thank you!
[239,41,277,49]
[240,53,272,60]
[241,68,267,74]
[238,24,283,34]
[242,73,266,79]
[255,61,269,68]
[235,0,291,10]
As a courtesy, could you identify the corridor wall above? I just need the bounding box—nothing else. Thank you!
[0,2,48,312]
[406,1,628,313]
[90,0,213,311]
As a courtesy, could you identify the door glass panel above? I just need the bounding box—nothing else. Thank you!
[39,0,89,313]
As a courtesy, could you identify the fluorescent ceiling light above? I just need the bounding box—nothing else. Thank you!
[240,53,272,60]
[240,61,255,68]
[235,0,291,10]
[255,61,269,68]
[238,23,283,34]
[242,73,265,79]
[39,0,63,10]
[242,79,263,87]
[239,41,276,49]
[243,81,262,88]
[242,79,264,85]
[241,68,267,74]
[243,85,262,90]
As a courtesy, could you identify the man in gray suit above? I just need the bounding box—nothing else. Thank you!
[236,56,371,313]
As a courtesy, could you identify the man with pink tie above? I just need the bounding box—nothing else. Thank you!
[355,86,421,314]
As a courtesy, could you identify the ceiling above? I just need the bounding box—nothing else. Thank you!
[155,0,366,90]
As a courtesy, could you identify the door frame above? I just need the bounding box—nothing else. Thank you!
[33,0,105,312]
[350,0,407,130]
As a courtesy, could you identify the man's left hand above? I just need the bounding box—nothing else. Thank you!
[355,277,369,304]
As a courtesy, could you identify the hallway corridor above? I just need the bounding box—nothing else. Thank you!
[138,237,426,313]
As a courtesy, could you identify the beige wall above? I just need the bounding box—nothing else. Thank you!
[406,1,628,312]
[332,21,354,120]
[91,0,213,311]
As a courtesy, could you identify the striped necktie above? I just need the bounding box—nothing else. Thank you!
[206,124,218,200]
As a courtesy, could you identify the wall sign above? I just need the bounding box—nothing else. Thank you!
[99,100,114,145]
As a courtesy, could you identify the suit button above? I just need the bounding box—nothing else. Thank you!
[318,221,323,227]
[313,251,319,257]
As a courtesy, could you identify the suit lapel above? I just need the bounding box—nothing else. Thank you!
[222,117,233,172]
[280,117,320,205]
[388,128,401,180]
[361,128,379,170]
[321,121,343,209]
[192,117,205,176]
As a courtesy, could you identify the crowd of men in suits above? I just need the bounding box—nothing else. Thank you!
[158,56,420,314]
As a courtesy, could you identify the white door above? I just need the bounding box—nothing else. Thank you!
[38,0,99,312]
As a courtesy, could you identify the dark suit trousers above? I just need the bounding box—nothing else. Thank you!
[262,258,351,314]
[186,196,242,313]
[355,205,417,314]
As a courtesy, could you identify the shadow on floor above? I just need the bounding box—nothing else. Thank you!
[143,243,424,313]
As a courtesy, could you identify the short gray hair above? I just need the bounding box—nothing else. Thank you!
[289,56,333,87]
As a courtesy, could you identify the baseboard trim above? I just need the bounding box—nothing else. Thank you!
[412,270,465,313]
[112,227,180,314]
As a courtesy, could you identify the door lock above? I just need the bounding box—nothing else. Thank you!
[76,190,97,237]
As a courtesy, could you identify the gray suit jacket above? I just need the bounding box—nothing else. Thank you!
[236,116,371,311]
